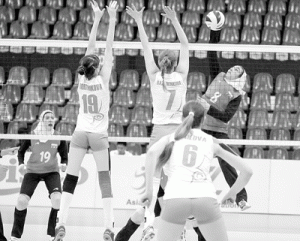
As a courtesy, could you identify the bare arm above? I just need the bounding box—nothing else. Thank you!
[100,1,118,83]
[162,6,189,78]
[85,0,104,56]
[126,6,159,81]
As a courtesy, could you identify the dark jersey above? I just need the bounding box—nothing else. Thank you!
[18,131,68,174]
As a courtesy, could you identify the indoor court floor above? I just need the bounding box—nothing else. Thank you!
[1,206,300,241]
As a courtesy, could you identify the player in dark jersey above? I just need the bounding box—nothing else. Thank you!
[9,110,68,241]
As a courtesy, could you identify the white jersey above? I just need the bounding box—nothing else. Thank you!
[151,72,186,125]
[75,74,109,133]
[163,129,217,200]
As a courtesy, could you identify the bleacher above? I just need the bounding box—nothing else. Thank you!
[0,0,299,158]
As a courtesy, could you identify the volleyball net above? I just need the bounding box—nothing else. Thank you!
[0,39,299,159]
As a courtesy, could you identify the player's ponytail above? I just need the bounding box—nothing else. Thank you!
[77,54,100,80]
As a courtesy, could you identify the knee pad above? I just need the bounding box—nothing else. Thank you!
[17,194,30,210]
[98,171,113,198]
[63,174,79,194]
[50,192,61,209]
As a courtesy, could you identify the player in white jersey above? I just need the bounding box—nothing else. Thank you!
[123,5,189,241]
[141,100,253,241]
[54,1,118,241]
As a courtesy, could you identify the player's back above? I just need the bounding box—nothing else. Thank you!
[76,74,110,133]
[151,72,186,125]
[163,129,216,200]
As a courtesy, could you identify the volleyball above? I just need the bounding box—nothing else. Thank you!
[205,11,225,31]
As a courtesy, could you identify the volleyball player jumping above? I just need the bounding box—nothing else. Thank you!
[54,1,118,241]
[141,100,253,241]
[9,110,68,241]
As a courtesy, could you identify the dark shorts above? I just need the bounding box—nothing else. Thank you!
[20,172,62,198]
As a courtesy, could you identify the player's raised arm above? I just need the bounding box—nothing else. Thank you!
[86,0,104,56]
[126,5,159,80]
[162,6,189,79]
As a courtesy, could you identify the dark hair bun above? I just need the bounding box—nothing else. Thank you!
[77,66,85,75]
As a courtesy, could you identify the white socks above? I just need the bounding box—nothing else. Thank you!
[102,197,114,230]
[57,192,73,225]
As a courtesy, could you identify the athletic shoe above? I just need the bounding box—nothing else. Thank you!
[177,227,187,241]
[53,224,66,241]
[238,199,251,211]
[9,237,20,241]
[103,228,115,241]
[140,225,155,241]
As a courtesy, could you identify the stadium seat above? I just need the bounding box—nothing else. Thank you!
[115,23,134,41]
[121,11,136,26]
[38,6,57,25]
[285,13,300,30]
[167,0,185,13]
[261,28,281,60]
[270,110,293,130]
[44,85,65,105]
[140,72,151,89]
[162,12,180,25]
[60,104,79,124]
[131,106,152,126]
[227,0,246,15]
[248,0,266,15]
[282,29,300,50]
[0,121,4,134]
[148,0,165,11]
[2,85,21,104]
[109,70,117,91]
[14,103,38,123]
[294,111,300,129]
[246,128,267,148]
[127,0,144,11]
[0,20,7,38]
[0,66,4,84]
[7,66,28,86]
[29,21,50,39]
[269,129,291,149]
[52,68,72,88]
[239,28,260,47]
[250,91,271,110]
[51,21,72,39]
[6,121,27,134]
[26,0,44,9]
[197,24,210,43]
[0,101,13,122]
[127,143,143,155]
[18,6,36,23]
[0,6,15,23]
[142,10,160,27]
[248,110,269,129]
[55,122,75,135]
[113,88,136,108]
[292,149,300,160]
[264,13,283,30]
[101,10,119,25]
[86,0,105,9]
[228,127,243,148]
[186,0,205,13]
[239,93,249,110]
[183,26,197,43]
[108,123,124,137]
[288,0,300,14]
[30,67,50,87]
[275,73,296,94]
[137,25,157,42]
[207,0,225,12]
[243,147,265,159]
[181,11,200,28]
[136,89,152,107]
[220,27,239,43]
[294,129,300,142]
[224,12,241,29]
[79,8,93,25]
[96,22,109,41]
[22,85,44,105]
[66,0,84,10]
[243,12,262,29]
[156,24,176,42]
[58,7,77,25]
[68,85,79,105]
[186,90,200,102]
[72,21,90,40]
[126,124,148,138]
[244,75,251,93]
[119,69,140,91]
[187,72,206,93]
[46,0,64,9]
[274,93,295,112]
[252,73,273,93]
[267,148,289,160]
[6,0,23,9]
[228,109,247,129]
[268,0,286,15]
[109,105,131,126]
[9,21,28,39]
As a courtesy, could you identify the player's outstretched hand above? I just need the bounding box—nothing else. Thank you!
[107,0,118,19]
[90,0,104,20]
[140,192,152,208]
[161,6,177,22]
[221,191,236,205]
[126,4,145,21]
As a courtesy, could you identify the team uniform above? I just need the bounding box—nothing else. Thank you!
[11,131,68,239]
[71,74,110,151]
[161,129,221,224]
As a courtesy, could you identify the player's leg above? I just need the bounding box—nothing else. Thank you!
[0,212,7,241]
[115,206,145,241]
[90,133,114,241]
[44,172,62,239]
[11,173,39,239]
[55,131,88,241]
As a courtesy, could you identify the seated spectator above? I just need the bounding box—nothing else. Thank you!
[110,142,133,156]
